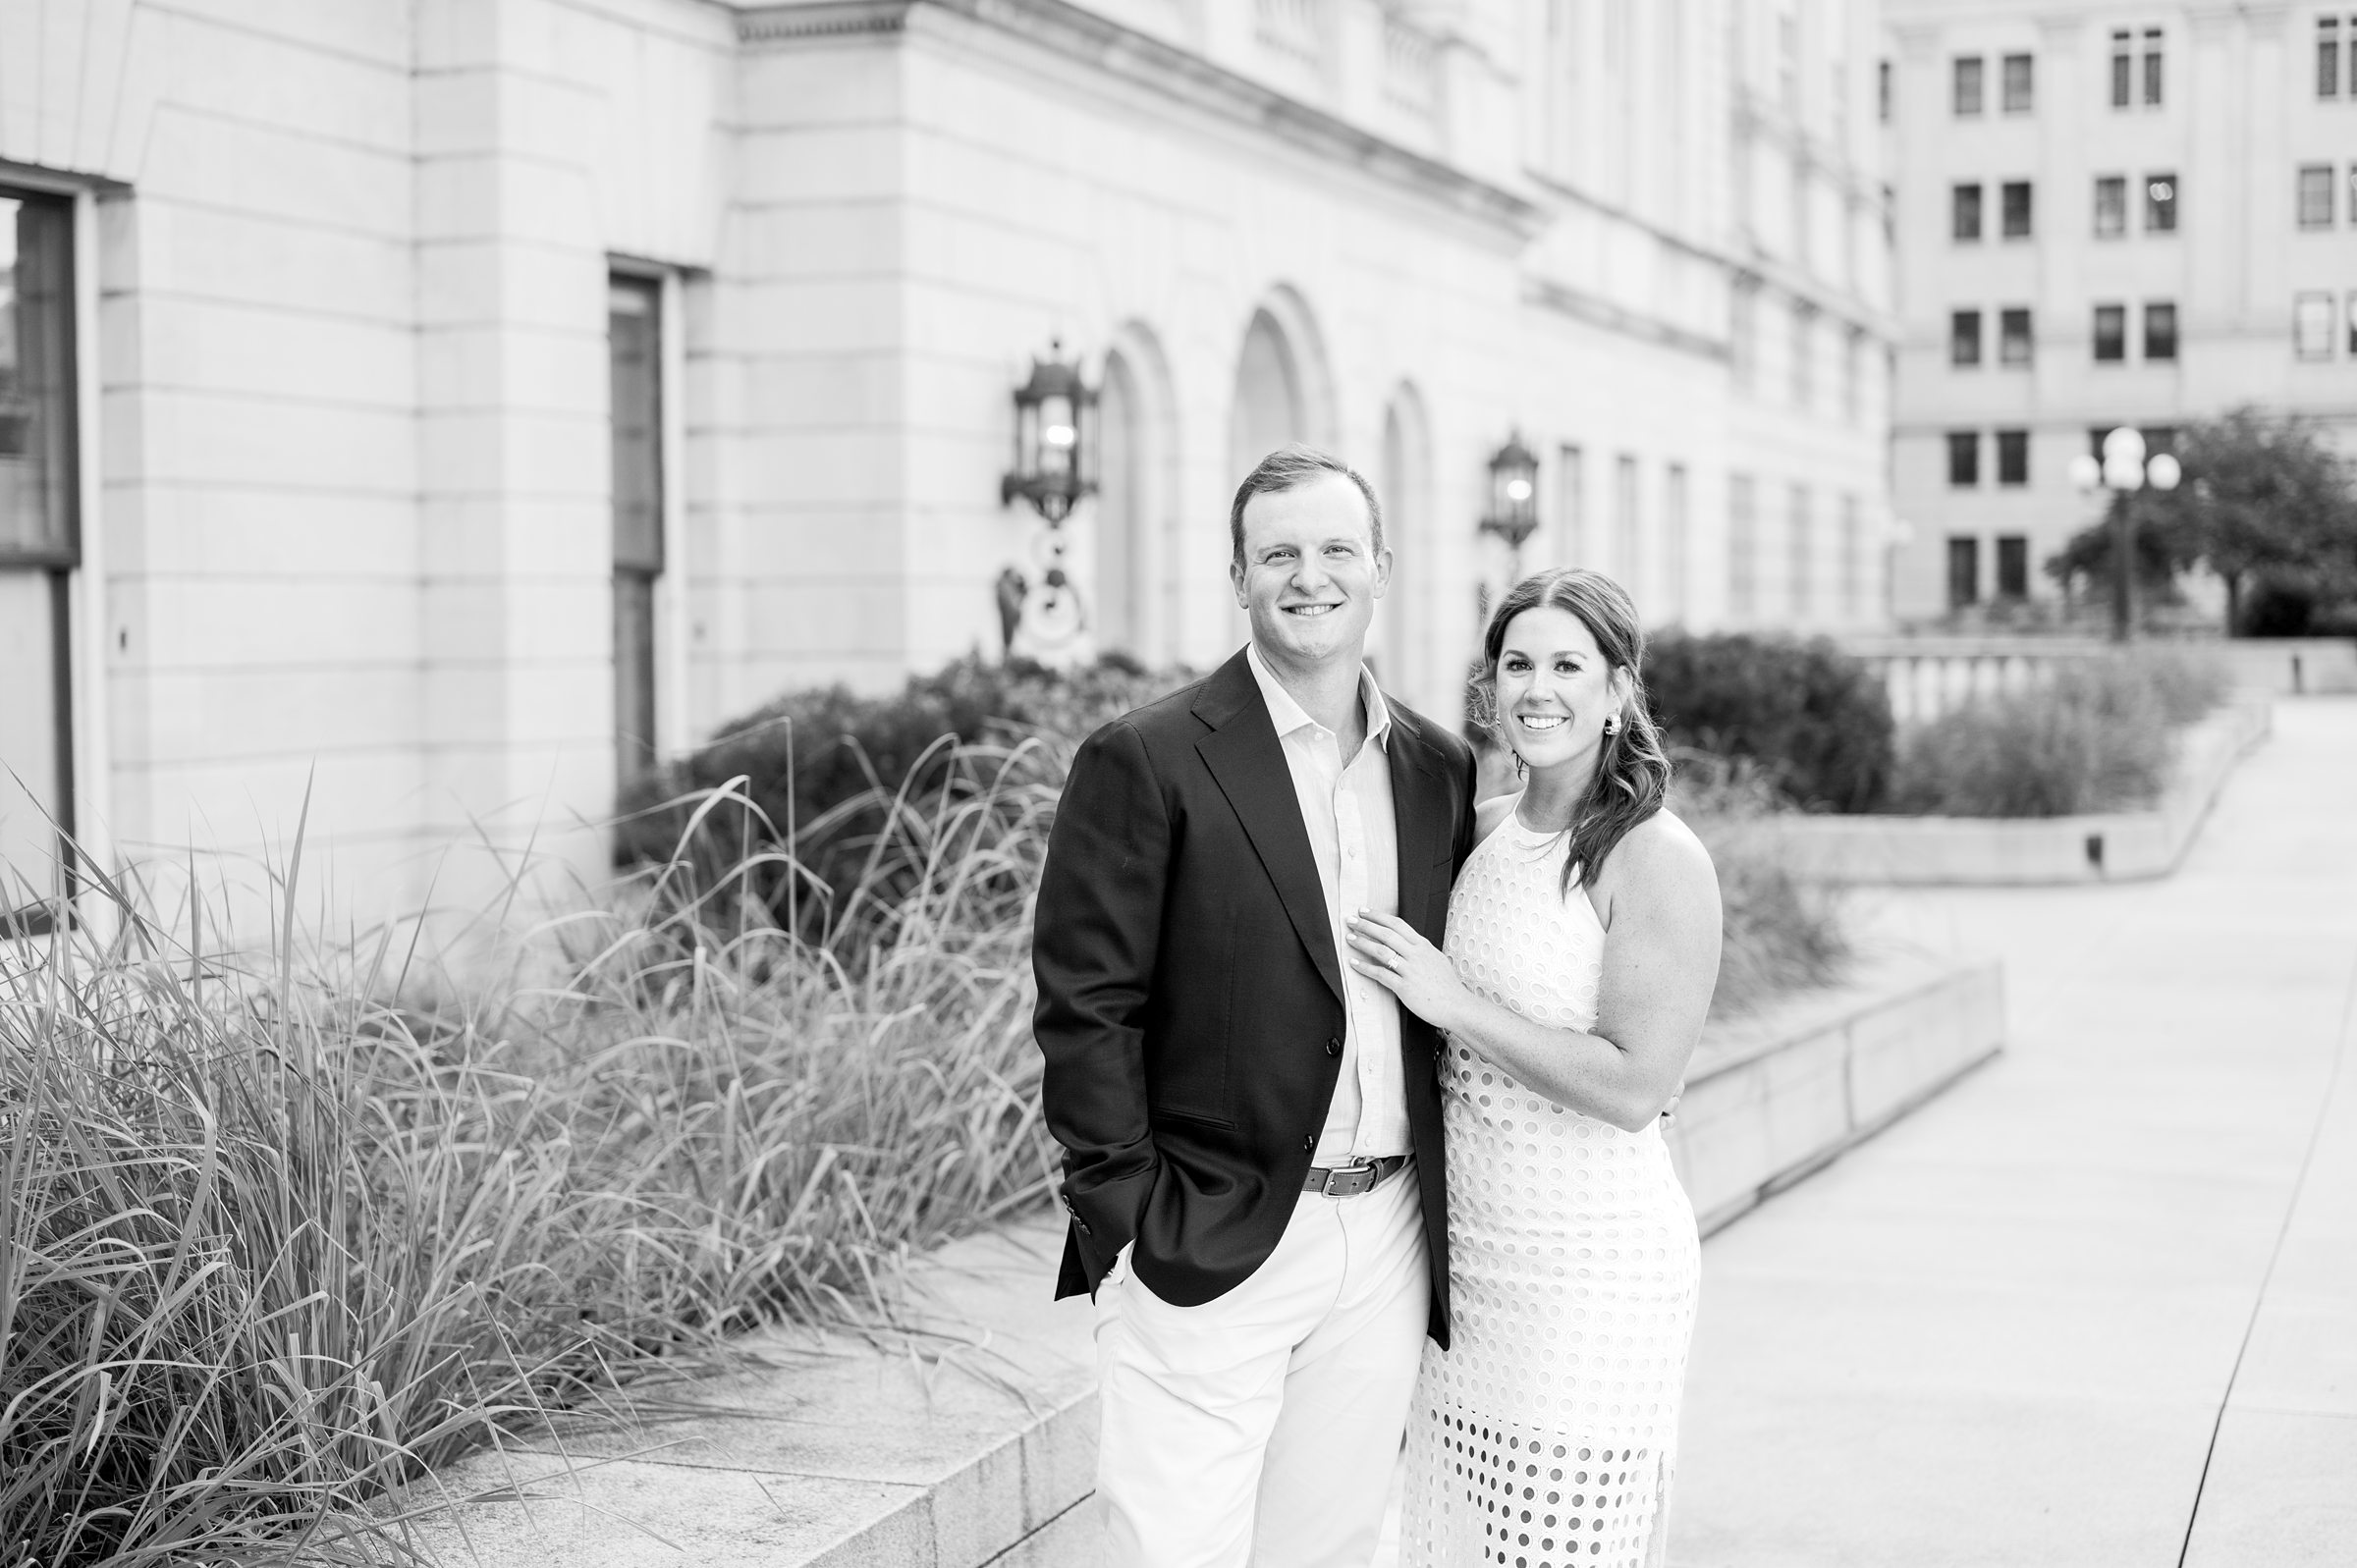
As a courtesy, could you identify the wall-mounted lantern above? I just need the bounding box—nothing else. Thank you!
[997,342,1098,657]
[1001,342,1098,524]
[1478,432,1540,553]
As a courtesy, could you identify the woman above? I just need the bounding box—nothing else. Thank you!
[1346,568,1722,1568]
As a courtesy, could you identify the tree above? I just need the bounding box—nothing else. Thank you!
[2047,407,2357,631]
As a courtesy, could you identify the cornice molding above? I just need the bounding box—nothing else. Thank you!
[735,0,1544,237]
[1522,277,1729,363]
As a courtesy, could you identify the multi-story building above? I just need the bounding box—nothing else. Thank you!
[1883,1,2357,621]
[0,0,1892,930]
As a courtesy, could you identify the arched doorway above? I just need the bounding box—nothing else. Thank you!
[1089,323,1177,664]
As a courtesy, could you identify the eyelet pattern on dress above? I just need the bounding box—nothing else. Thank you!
[1400,814,1701,1568]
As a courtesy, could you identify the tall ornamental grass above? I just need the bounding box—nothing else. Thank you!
[1885,644,2232,817]
[1669,752,1852,1015]
[1,747,1059,1567]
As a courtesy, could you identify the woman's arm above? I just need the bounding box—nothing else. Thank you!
[1345,812,1723,1133]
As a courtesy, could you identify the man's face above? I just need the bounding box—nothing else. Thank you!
[1230,473,1390,671]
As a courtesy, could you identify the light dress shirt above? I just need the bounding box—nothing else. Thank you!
[1245,642,1408,1163]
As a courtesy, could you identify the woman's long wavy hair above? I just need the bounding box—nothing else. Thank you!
[1473,568,1673,892]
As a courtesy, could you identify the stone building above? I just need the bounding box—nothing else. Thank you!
[0,0,1892,927]
[1882,0,2357,621]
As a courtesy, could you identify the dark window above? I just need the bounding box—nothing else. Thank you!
[2295,292,2335,359]
[1997,430,2030,486]
[2094,303,2127,361]
[2299,164,2335,228]
[0,189,81,926]
[1946,535,1981,608]
[2111,30,2132,107]
[2145,425,2177,458]
[2095,175,2127,238]
[1952,182,1984,241]
[2002,53,2034,113]
[609,274,665,789]
[2145,300,2178,360]
[2000,307,2033,365]
[2144,28,2165,105]
[1953,55,1985,116]
[1996,536,2029,599]
[2001,181,2033,238]
[2322,19,2342,97]
[1946,430,1981,486]
[2146,173,2177,232]
[1951,309,1984,367]
[1879,59,1892,121]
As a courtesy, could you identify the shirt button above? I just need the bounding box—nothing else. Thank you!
[1326,1037,1343,1056]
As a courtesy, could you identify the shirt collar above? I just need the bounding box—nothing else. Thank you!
[1245,641,1393,751]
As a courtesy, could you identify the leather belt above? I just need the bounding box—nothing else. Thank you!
[1301,1155,1408,1198]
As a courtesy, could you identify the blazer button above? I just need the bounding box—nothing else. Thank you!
[1302,1133,1317,1153]
[1326,1037,1343,1056]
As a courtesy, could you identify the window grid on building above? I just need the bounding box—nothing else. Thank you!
[1997,429,2029,486]
[2299,163,2336,228]
[1788,484,1813,617]
[2094,303,2127,362]
[1951,308,1983,367]
[2095,175,2127,238]
[2295,292,2336,359]
[1728,473,1758,616]
[2002,53,2033,113]
[1790,304,1813,408]
[1952,182,1983,242]
[2000,307,2033,365]
[1557,443,1587,566]
[2146,172,2177,232]
[2111,30,2133,108]
[2144,28,2165,105]
[1615,454,1641,595]
[1946,429,1979,486]
[2145,300,2178,361]
[1946,535,1980,608]
[1953,55,1984,116]
[1665,462,1689,622]
[2322,17,2341,97]
[1839,493,1861,619]
[2001,180,2033,238]
[1996,535,2029,600]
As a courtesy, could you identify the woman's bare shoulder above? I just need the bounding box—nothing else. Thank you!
[1597,809,1719,904]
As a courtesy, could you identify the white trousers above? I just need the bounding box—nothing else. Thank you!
[1092,1165,1429,1568]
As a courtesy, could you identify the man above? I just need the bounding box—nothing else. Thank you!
[1034,446,1479,1567]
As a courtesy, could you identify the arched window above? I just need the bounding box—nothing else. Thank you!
[1229,309,1304,483]
[1374,386,1432,703]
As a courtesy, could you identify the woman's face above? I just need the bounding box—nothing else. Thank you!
[1494,604,1628,776]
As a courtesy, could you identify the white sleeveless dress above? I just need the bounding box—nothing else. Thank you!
[1399,810,1701,1568]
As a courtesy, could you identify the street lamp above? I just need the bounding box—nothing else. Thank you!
[1477,432,1540,554]
[2068,427,2180,641]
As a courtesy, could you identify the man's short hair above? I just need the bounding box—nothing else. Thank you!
[1229,446,1384,569]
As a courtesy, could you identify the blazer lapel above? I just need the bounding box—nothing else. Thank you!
[1386,710,1452,943]
[1193,652,1346,1007]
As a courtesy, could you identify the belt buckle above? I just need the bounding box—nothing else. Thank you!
[1322,1160,1377,1198]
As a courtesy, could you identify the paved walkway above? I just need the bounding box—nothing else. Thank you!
[1671,697,2357,1566]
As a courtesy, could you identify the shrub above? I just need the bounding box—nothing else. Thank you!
[615,654,1190,943]
[1883,647,2226,817]
[1643,631,1894,812]
[1669,751,1852,1015]
[1,762,1059,1566]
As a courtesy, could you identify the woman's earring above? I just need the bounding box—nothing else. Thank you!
[1603,714,1619,737]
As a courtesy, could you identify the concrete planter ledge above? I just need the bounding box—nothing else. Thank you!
[1771,695,2272,886]
[404,956,2003,1568]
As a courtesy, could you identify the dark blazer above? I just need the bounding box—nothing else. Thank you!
[1032,647,1480,1345]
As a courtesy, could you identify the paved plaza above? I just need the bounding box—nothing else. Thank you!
[1670,697,2357,1566]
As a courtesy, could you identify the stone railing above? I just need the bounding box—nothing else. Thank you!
[1838,635,2115,727]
